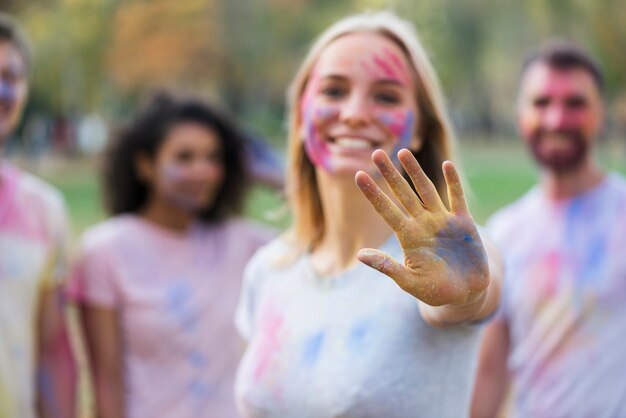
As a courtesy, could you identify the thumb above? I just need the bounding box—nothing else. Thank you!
[358,248,411,286]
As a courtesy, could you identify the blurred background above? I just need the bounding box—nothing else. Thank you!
[2,0,626,235]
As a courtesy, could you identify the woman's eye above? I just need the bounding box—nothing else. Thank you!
[320,86,346,99]
[174,151,194,163]
[375,92,401,105]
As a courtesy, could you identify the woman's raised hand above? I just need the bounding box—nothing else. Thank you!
[355,149,489,307]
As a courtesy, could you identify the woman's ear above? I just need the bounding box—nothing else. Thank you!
[135,152,155,184]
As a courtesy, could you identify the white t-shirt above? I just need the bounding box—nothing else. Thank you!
[70,215,273,418]
[0,163,69,418]
[235,235,483,418]
[488,173,626,418]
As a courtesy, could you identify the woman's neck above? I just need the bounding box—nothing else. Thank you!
[311,170,394,276]
[140,198,194,232]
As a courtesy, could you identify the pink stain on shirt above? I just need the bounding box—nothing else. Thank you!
[253,304,284,382]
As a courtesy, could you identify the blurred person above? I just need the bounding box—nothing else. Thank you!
[471,41,626,417]
[69,93,274,418]
[235,11,503,418]
[0,13,77,418]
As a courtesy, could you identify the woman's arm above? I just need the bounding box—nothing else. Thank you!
[356,149,502,327]
[80,304,125,418]
[36,286,78,418]
[471,318,510,417]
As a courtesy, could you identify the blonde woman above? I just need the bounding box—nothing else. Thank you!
[235,11,502,417]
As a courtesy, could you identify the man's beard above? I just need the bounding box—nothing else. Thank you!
[527,128,589,173]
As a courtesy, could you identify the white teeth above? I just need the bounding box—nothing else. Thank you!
[335,137,372,149]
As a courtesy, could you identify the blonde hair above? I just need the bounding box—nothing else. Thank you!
[286,10,458,251]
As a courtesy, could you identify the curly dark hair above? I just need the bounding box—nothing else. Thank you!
[103,92,250,223]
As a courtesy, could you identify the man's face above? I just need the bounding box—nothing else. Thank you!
[0,41,28,142]
[517,62,603,173]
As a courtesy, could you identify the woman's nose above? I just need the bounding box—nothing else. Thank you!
[339,92,371,128]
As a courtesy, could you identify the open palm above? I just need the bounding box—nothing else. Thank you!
[355,149,489,306]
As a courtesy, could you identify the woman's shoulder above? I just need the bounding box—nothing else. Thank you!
[243,231,300,275]
[79,215,142,253]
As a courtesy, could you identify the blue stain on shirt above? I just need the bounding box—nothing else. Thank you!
[347,319,370,352]
[302,331,325,366]
[187,351,209,368]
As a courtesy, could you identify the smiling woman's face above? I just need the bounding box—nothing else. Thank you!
[299,32,420,176]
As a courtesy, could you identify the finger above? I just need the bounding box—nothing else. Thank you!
[442,161,469,216]
[371,149,423,217]
[355,171,406,231]
[397,149,444,211]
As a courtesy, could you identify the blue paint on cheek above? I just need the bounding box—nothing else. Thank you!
[0,82,17,101]
[391,111,415,157]
[464,233,473,243]
[302,331,325,366]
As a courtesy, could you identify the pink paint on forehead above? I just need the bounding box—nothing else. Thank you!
[384,47,408,72]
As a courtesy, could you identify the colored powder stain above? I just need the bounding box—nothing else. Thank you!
[165,282,191,311]
[383,47,406,73]
[464,233,473,243]
[564,197,585,243]
[254,307,284,381]
[303,106,333,172]
[37,368,60,418]
[434,221,486,280]
[187,379,215,399]
[372,54,401,82]
[347,319,370,352]
[391,111,415,156]
[302,331,325,366]
[579,236,606,286]
[187,351,209,368]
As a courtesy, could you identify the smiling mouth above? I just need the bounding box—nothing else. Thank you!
[329,136,379,150]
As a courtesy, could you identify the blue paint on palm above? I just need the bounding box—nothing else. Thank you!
[302,330,325,366]
[435,221,485,279]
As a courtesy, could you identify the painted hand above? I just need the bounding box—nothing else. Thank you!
[355,149,489,306]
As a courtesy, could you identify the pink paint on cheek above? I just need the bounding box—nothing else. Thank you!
[378,110,415,153]
[254,305,284,381]
[301,100,337,172]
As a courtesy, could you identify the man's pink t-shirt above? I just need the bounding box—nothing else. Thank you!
[70,215,273,418]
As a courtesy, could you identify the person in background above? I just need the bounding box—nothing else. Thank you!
[234,11,502,418]
[471,41,626,417]
[69,93,274,418]
[0,12,77,418]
